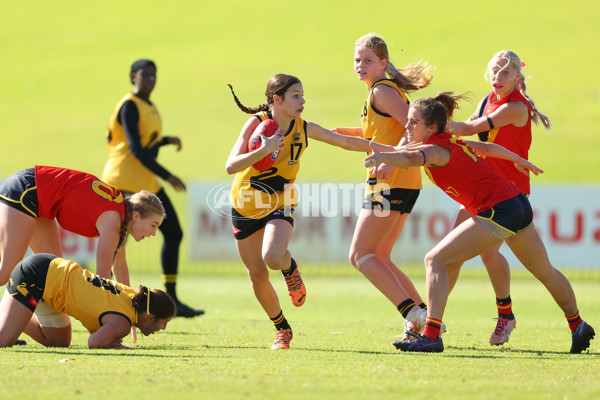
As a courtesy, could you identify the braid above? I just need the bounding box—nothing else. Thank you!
[116,197,133,251]
[227,83,269,115]
[518,80,552,131]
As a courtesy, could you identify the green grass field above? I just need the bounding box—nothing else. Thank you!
[1,1,600,399]
[1,274,599,400]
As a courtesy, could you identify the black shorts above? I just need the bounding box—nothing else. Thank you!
[5,253,55,312]
[362,188,420,213]
[232,207,294,240]
[476,192,533,239]
[0,168,38,217]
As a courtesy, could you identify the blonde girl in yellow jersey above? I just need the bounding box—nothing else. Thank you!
[226,73,398,349]
[334,33,436,340]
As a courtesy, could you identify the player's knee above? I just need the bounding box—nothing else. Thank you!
[43,336,71,347]
[424,250,438,272]
[528,263,554,284]
[262,252,285,271]
[480,249,503,264]
[352,253,376,271]
[0,338,15,348]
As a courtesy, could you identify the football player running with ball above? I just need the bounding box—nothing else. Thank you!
[225,74,422,349]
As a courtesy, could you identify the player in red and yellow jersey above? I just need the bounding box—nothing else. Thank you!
[447,51,552,345]
[102,59,202,318]
[0,166,164,287]
[334,33,435,340]
[364,93,594,354]
[226,74,380,349]
[0,253,175,348]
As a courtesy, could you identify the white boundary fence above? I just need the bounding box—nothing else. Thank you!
[53,181,600,268]
[187,182,600,268]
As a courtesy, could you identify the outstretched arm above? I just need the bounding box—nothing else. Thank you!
[307,122,396,152]
[364,142,451,169]
[331,127,363,137]
[464,140,543,176]
[448,101,529,136]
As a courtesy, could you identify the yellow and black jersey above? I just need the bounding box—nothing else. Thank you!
[43,257,136,333]
[230,111,308,219]
[102,93,163,193]
[361,79,421,194]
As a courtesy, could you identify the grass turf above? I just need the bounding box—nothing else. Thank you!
[1,273,599,400]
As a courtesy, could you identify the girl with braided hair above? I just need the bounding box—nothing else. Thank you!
[0,253,175,348]
[0,166,164,288]
[226,73,397,349]
[446,50,552,346]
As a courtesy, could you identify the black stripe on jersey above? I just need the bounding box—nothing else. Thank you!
[98,311,133,328]
[283,119,295,137]
[303,120,308,149]
[370,79,399,118]
[477,93,492,142]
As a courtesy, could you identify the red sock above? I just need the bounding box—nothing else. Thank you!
[565,311,582,332]
[496,296,513,318]
[422,317,442,340]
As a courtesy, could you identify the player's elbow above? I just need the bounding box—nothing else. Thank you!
[88,335,116,349]
[225,162,237,175]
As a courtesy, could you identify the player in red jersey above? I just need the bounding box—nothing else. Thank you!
[0,166,164,288]
[364,93,594,353]
[447,51,552,345]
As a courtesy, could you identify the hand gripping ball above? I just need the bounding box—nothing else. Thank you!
[247,119,281,171]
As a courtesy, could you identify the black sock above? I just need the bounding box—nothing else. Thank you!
[271,310,291,330]
[165,282,177,301]
[419,303,427,310]
[282,258,297,277]
[397,299,416,318]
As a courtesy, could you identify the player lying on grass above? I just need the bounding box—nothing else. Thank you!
[0,253,175,349]
[363,92,595,353]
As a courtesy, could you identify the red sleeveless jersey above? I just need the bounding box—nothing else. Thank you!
[481,88,532,194]
[35,166,125,237]
[424,133,520,215]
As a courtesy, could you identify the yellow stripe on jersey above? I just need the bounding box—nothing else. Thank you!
[102,93,162,193]
[360,79,421,194]
[231,112,308,219]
